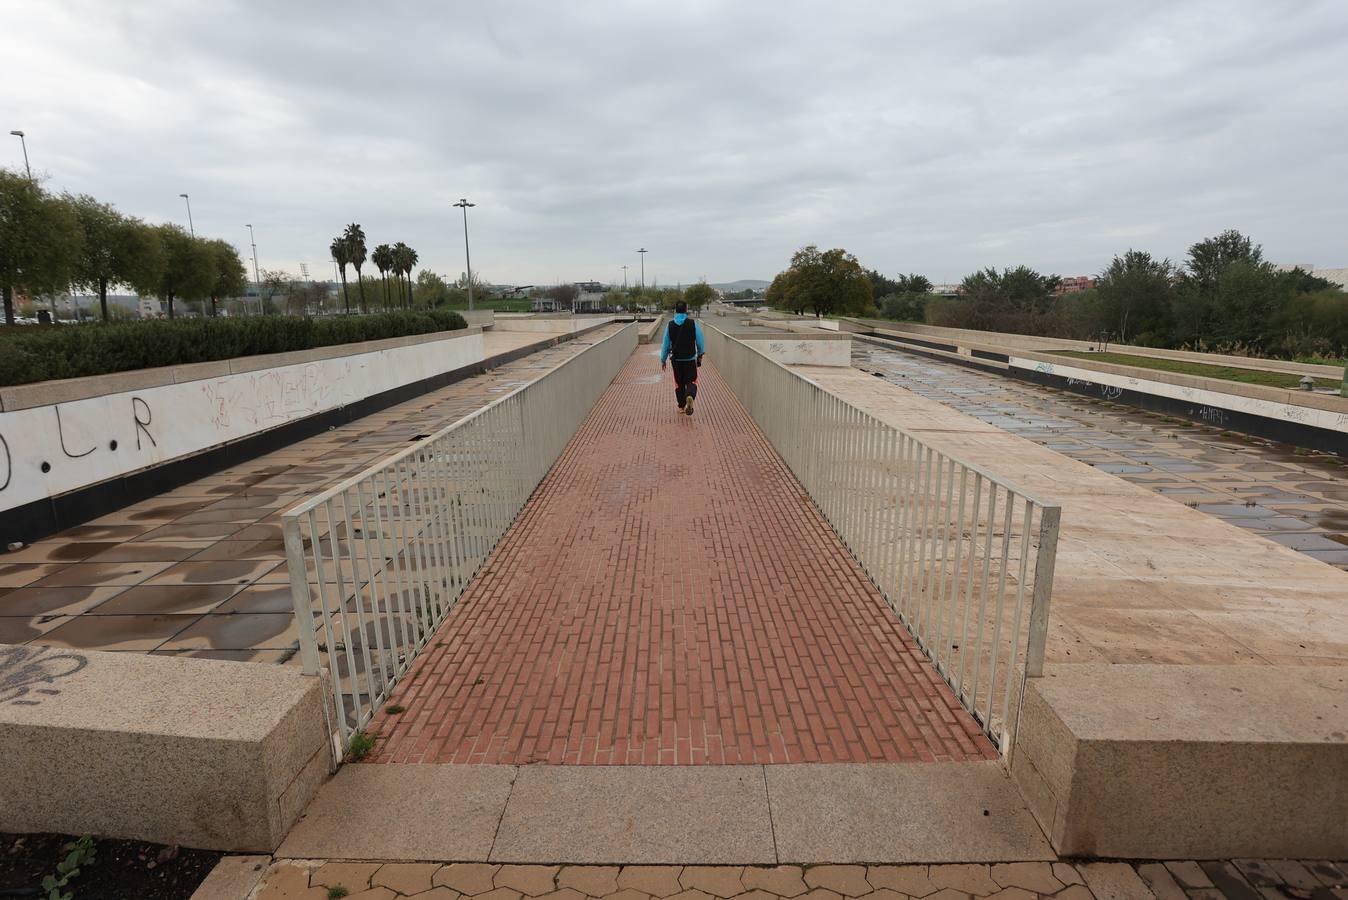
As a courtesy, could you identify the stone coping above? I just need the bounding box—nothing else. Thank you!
[0,326,484,412]
[861,327,1347,415]
[842,318,1345,380]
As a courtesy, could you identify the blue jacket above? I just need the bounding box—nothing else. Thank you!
[660,313,705,364]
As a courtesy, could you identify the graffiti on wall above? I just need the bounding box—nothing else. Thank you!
[0,646,88,706]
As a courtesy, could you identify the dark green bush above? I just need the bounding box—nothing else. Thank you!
[0,310,468,386]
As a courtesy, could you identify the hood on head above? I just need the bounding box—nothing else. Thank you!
[673,313,688,324]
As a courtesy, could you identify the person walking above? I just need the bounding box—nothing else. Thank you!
[660,301,705,416]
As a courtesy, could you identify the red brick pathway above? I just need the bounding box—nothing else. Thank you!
[368,346,994,765]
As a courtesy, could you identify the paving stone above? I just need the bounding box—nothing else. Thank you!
[312,862,382,889]
[742,867,810,897]
[990,863,1064,895]
[927,866,999,896]
[191,855,270,900]
[1306,862,1348,889]
[1078,864,1153,900]
[347,890,398,900]
[532,891,589,900]
[602,890,656,900]
[1053,866,1086,888]
[867,867,935,898]
[1184,891,1225,900]
[805,866,873,896]
[1162,864,1211,891]
[407,890,463,900]
[474,889,525,900]
[618,868,687,897]
[559,867,623,896]
[495,866,561,896]
[258,863,325,900]
[1051,887,1094,900]
[984,890,1037,900]
[681,867,746,897]
[437,864,504,895]
[374,864,444,896]
[728,892,784,900]
[1267,861,1322,891]
[667,891,717,900]
[851,890,910,900]
[924,890,973,900]
[1232,861,1281,888]
[1198,862,1260,900]
[798,890,844,900]
[1135,864,1185,900]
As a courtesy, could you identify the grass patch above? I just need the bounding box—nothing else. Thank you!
[345,730,377,762]
[438,298,535,312]
[385,704,406,715]
[328,888,350,899]
[1051,351,1342,391]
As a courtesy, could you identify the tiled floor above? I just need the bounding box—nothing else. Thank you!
[855,343,1348,570]
[367,347,993,765]
[247,858,1348,900]
[0,328,624,662]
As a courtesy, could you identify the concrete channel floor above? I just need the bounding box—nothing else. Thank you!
[0,328,625,660]
[367,346,992,765]
[853,341,1348,571]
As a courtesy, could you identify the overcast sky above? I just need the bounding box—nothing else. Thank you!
[4,0,1346,287]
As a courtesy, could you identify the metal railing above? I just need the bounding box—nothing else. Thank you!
[282,323,638,746]
[704,324,1060,754]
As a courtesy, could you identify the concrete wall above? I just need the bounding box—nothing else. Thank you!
[459,309,495,328]
[0,644,331,851]
[0,329,486,515]
[492,315,618,334]
[742,335,852,367]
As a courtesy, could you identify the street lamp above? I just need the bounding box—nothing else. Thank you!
[622,264,629,289]
[453,198,476,310]
[9,130,31,182]
[245,224,261,288]
[179,193,195,237]
[637,248,648,289]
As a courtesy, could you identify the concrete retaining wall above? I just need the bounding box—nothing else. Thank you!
[0,644,331,851]
[492,315,618,334]
[742,334,852,366]
[0,329,486,517]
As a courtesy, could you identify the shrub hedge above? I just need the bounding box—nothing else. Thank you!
[0,310,469,387]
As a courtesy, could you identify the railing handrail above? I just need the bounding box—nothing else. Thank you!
[282,323,637,521]
[707,323,1061,512]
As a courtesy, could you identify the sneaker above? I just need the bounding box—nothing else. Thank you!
[678,397,687,412]
[685,395,695,416]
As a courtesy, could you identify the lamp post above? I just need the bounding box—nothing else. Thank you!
[8,130,31,182]
[637,248,648,289]
[621,264,629,289]
[453,198,476,311]
[245,224,261,287]
[179,193,195,237]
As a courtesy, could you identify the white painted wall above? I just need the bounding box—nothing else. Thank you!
[0,330,485,512]
[492,316,616,334]
[1011,356,1348,435]
[743,337,852,367]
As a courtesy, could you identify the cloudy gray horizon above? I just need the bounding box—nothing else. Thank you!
[4,0,1347,289]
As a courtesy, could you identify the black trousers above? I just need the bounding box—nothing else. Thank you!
[670,359,699,407]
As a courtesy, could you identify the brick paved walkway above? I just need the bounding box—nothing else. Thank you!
[368,346,994,765]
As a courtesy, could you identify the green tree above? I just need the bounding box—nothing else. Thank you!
[683,281,715,313]
[770,245,872,318]
[67,194,164,321]
[345,223,368,312]
[1185,229,1262,296]
[372,243,394,309]
[330,236,351,313]
[0,171,83,324]
[895,273,932,294]
[1095,250,1175,343]
[206,239,248,317]
[156,224,214,319]
[413,269,451,307]
[392,243,418,307]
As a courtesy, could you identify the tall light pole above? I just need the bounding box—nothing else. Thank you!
[8,130,31,182]
[637,248,648,289]
[453,198,476,311]
[245,224,261,287]
[179,193,195,237]
[621,264,629,289]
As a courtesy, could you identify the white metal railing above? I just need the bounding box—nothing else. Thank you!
[705,324,1060,755]
[282,323,638,746]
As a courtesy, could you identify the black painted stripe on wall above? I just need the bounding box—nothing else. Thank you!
[1010,365,1348,457]
[1,326,604,547]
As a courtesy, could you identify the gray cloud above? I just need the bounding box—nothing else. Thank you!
[3,0,1346,286]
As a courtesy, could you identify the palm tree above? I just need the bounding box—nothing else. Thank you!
[372,244,394,310]
[403,246,419,306]
[392,242,411,307]
[344,223,368,313]
[330,236,351,313]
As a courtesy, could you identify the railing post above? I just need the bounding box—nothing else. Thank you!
[1024,505,1061,678]
[282,514,322,676]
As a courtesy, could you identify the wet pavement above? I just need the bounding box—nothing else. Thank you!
[854,341,1348,571]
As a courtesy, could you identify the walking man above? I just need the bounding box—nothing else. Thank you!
[660,301,705,416]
